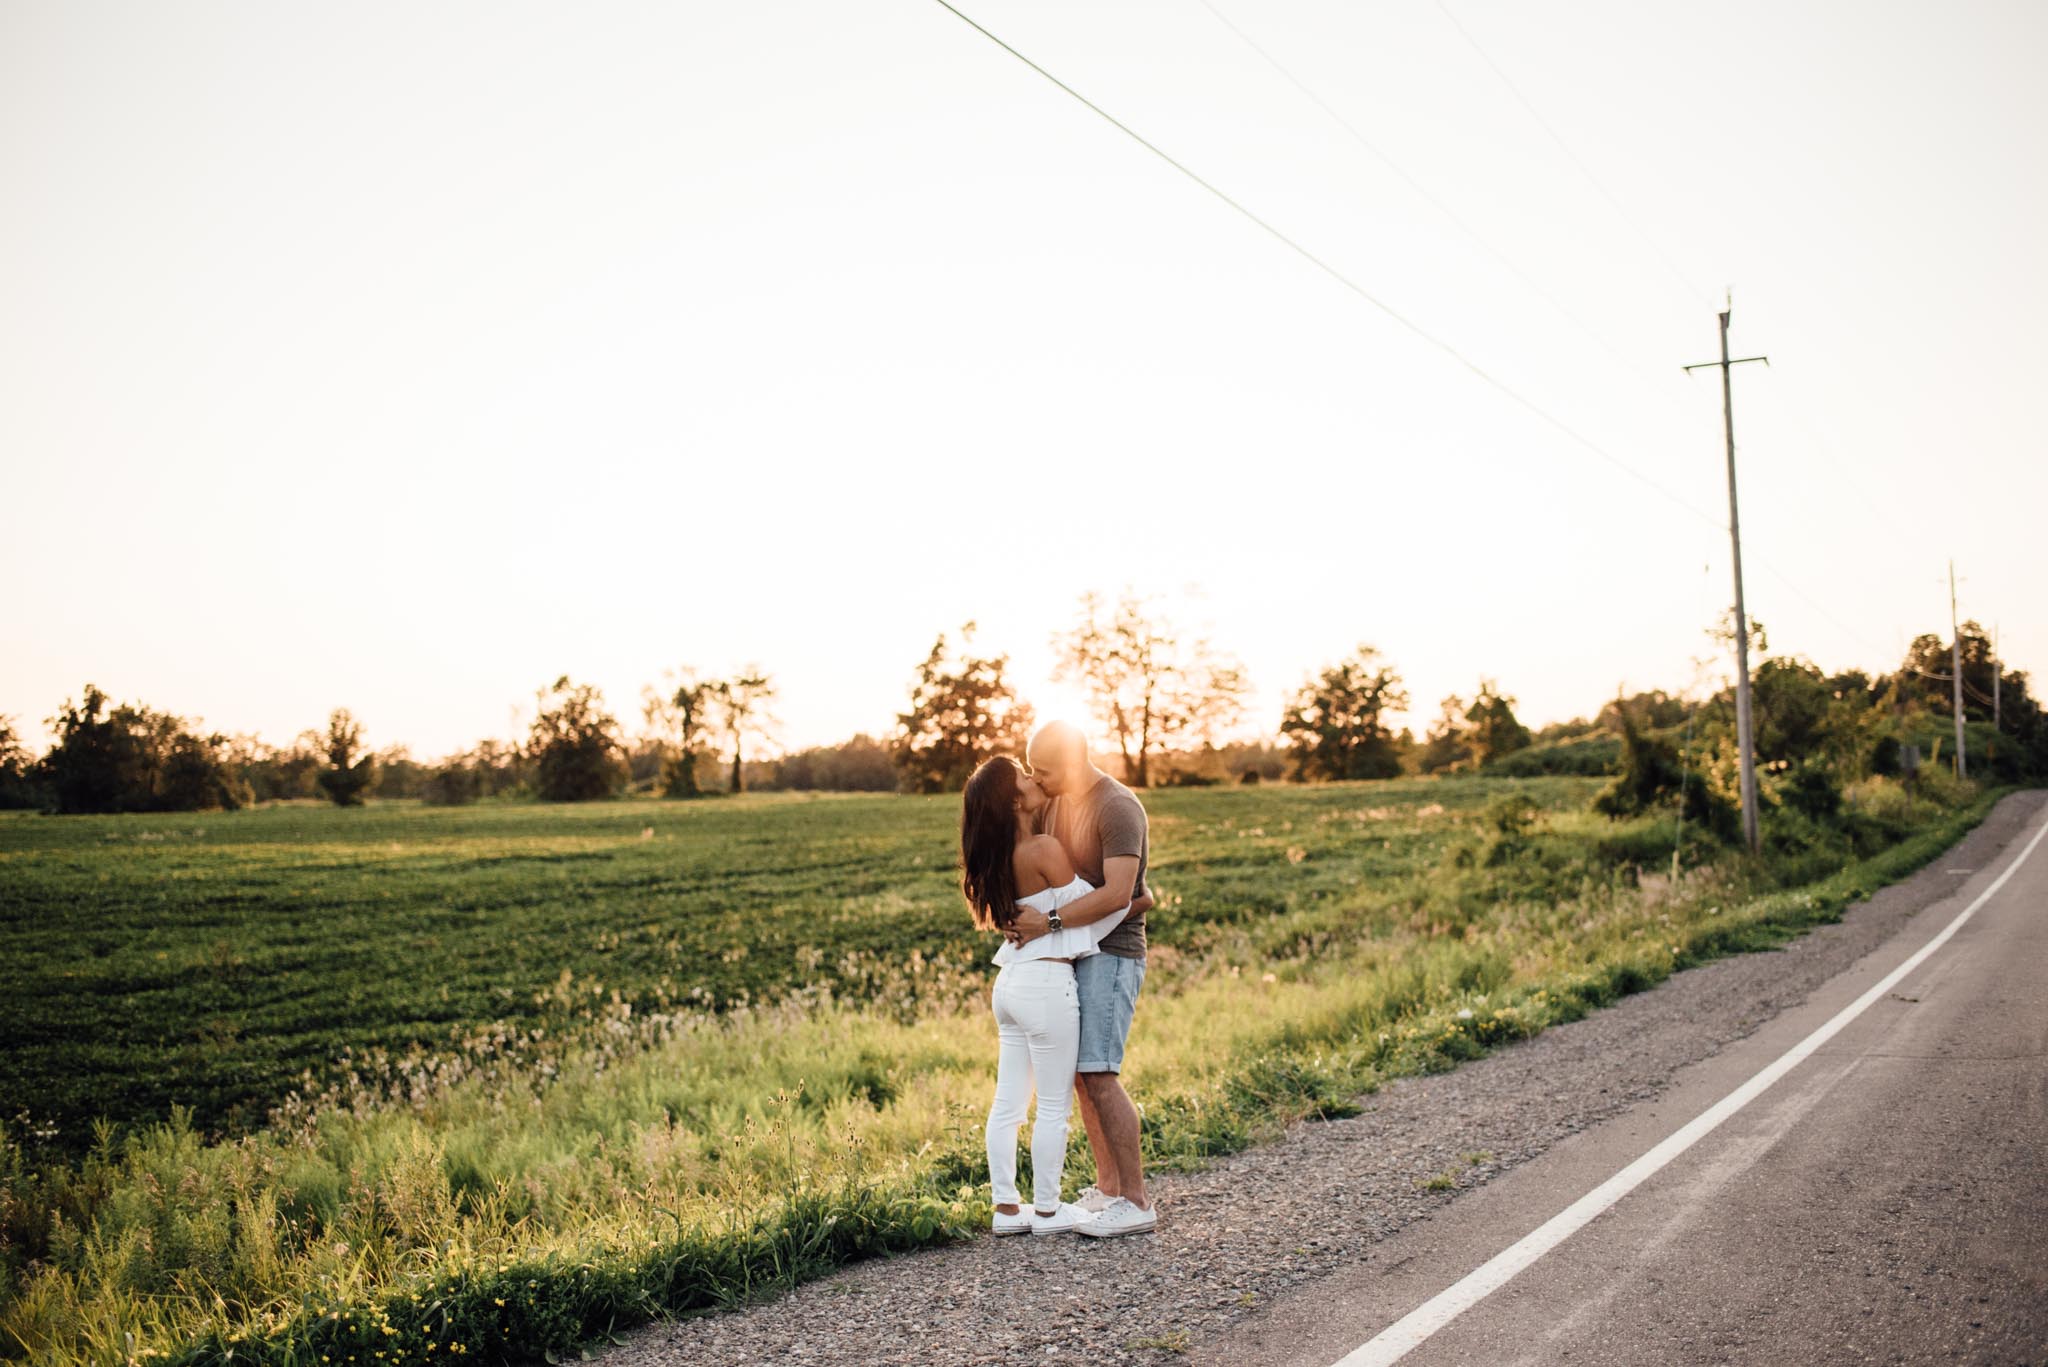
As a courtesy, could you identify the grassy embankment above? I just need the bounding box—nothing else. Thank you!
[0,772,1998,1366]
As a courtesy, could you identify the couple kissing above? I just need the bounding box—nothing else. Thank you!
[959,720,1157,1239]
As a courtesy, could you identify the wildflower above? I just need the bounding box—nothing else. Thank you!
[493,1299,505,1308]
[1456,1008,1474,1020]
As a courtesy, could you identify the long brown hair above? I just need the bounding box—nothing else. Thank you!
[960,756,1024,932]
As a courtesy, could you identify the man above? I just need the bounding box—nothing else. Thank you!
[1006,720,1158,1238]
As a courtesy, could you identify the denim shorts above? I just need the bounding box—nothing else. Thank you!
[1074,951,1146,1074]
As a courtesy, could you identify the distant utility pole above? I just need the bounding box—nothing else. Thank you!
[1994,623,2002,734]
[1949,560,1967,779]
[1685,298,1768,854]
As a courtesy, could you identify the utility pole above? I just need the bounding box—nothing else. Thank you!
[1685,298,1768,854]
[1948,560,1966,780]
[1994,623,2002,734]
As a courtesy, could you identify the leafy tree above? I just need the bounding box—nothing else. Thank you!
[372,746,430,800]
[1418,682,1528,774]
[315,709,378,807]
[643,670,715,798]
[1594,689,1691,734]
[1747,659,1836,765]
[470,738,529,797]
[37,685,243,813]
[1592,696,1686,818]
[1708,608,1769,661]
[162,731,251,811]
[1593,693,1737,841]
[0,716,44,809]
[1826,669,1875,703]
[38,686,141,812]
[1892,622,2044,779]
[1465,679,1532,764]
[711,669,777,795]
[773,733,900,792]
[893,624,1036,794]
[1417,695,1474,774]
[1050,591,1248,788]
[234,732,322,802]
[1897,621,2014,723]
[1280,646,1409,782]
[421,757,480,806]
[528,676,625,801]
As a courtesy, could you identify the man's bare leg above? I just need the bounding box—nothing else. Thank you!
[1074,1078,1119,1197]
[1078,1071,1147,1209]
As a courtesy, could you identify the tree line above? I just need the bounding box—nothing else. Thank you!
[3,594,2039,815]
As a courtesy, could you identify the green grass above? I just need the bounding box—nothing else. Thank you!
[0,779,1598,1149]
[0,791,1007,1146]
[0,775,2001,1367]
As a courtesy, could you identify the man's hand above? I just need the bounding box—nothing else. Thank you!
[1005,905,1051,947]
[1129,886,1155,918]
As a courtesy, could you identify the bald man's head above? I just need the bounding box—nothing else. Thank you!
[1026,721,1091,797]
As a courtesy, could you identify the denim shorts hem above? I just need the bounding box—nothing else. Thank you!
[1074,952,1145,1075]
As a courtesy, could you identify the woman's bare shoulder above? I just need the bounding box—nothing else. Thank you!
[1011,835,1061,896]
[1023,834,1075,883]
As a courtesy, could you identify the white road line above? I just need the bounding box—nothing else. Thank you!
[1333,803,2048,1367]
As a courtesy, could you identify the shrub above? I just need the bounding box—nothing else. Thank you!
[422,762,480,806]
[1783,763,1842,821]
[314,710,377,807]
[1484,735,1622,778]
[528,678,624,802]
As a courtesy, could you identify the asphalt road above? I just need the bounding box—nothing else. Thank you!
[1206,795,2048,1367]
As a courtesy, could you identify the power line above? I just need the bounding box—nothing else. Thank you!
[933,0,1967,693]
[1193,0,1927,655]
[1188,2,1940,682]
[1192,0,1647,379]
[928,0,1724,532]
[1432,0,1710,312]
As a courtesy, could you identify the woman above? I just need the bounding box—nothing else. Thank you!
[960,755,1130,1236]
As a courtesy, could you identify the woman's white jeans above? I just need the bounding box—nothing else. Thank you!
[986,958,1080,1212]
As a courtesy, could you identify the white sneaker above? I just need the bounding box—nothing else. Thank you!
[1075,1197,1156,1238]
[1030,1202,1095,1236]
[992,1208,1032,1237]
[1075,1185,1115,1215]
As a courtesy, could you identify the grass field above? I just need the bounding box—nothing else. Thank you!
[0,774,1997,1367]
[0,777,1611,1148]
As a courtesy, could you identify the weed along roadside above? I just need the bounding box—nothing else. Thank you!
[0,777,2005,1367]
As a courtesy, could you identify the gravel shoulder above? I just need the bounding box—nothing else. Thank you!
[593,791,2046,1367]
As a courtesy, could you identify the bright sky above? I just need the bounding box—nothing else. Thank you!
[4,0,2042,761]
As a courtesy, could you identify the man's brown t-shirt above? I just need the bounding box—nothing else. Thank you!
[1037,773,1149,960]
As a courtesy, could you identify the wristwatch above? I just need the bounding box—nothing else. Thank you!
[1046,910,1064,933]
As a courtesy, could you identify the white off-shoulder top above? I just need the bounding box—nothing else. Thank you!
[991,875,1131,967]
